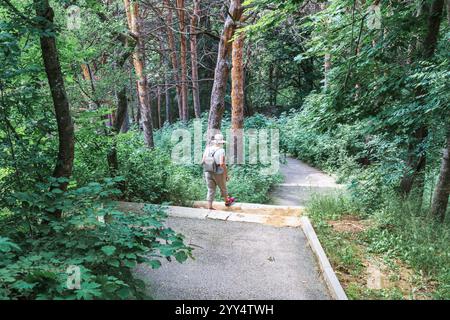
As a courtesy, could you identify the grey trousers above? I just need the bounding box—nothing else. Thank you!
[204,172,227,202]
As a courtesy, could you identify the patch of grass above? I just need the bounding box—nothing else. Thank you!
[346,284,405,300]
[365,199,450,299]
[305,193,448,300]
[306,193,365,288]
[306,192,357,220]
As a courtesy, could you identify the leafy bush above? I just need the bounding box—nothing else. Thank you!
[276,93,444,214]
[0,177,191,300]
[134,114,283,204]
[226,164,283,203]
[116,131,204,205]
[68,113,283,206]
[0,113,285,300]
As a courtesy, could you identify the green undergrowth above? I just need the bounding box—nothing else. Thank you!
[306,193,449,300]
[0,178,192,300]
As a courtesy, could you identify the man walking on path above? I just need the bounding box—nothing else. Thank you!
[202,133,235,210]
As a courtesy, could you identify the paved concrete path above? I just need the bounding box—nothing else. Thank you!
[133,156,342,300]
[271,157,341,206]
[136,217,330,299]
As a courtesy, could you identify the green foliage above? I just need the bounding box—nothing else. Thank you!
[261,0,449,214]
[277,88,447,214]
[227,164,282,203]
[0,178,192,300]
[150,114,283,204]
[272,6,450,291]
[306,194,365,289]
[1,0,448,301]
[117,130,204,205]
[242,1,320,111]
[306,192,450,299]
[306,192,356,221]
[365,198,450,299]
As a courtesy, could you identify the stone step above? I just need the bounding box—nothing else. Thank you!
[117,201,302,228]
[192,201,304,217]
[170,205,302,228]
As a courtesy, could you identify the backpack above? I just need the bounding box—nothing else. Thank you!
[202,147,219,173]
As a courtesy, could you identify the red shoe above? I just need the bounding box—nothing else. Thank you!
[225,196,235,207]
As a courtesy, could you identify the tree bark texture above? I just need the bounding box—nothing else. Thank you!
[207,0,243,132]
[34,0,75,194]
[164,0,183,120]
[190,0,201,118]
[176,0,189,121]
[431,133,450,221]
[124,0,154,147]
[231,33,245,131]
[231,31,245,164]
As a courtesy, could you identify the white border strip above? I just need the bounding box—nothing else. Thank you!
[300,216,348,300]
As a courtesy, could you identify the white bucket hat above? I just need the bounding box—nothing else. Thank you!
[211,133,227,144]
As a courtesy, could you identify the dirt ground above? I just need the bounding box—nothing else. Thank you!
[326,215,436,299]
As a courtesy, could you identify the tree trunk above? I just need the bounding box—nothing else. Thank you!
[157,35,171,124]
[324,53,331,91]
[431,133,450,221]
[34,0,75,195]
[447,0,450,23]
[135,80,141,125]
[129,69,137,123]
[107,39,134,178]
[176,0,189,121]
[154,37,162,130]
[270,63,282,106]
[243,43,254,117]
[80,64,96,109]
[190,0,201,118]
[423,0,445,58]
[107,87,128,177]
[198,11,215,112]
[268,64,274,106]
[400,0,444,196]
[121,109,130,132]
[164,0,183,120]
[400,126,428,196]
[231,32,245,164]
[124,0,154,148]
[321,2,331,92]
[82,63,102,109]
[231,33,245,130]
[207,0,243,132]
[165,74,171,124]
[157,85,162,128]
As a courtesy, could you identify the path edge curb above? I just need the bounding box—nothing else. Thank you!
[300,216,348,300]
